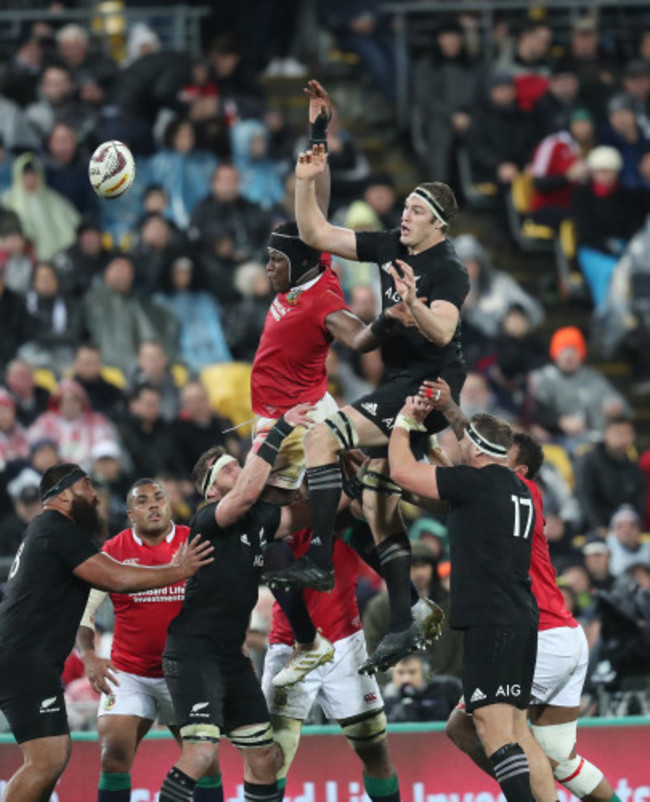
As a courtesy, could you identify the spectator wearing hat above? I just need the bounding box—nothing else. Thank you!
[0,388,29,466]
[531,59,581,138]
[575,415,646,535]
[0,467,42,556]
[599,93,650,189]
[528,326,629,449]
[573,145,648,308]
[4,359,49,427]
[89,439,132,534]
[582,538,615,591]
[605,505,650,577]
[529,108,594,229]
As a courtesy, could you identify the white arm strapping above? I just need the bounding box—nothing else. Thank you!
[79,588,109,630]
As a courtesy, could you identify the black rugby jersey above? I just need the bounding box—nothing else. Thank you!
[356,230,469,379]
[436,464,539,630]
[166,500,281,651]
[0,510,98,676]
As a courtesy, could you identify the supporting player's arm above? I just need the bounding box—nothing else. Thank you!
[72,535,214,593]
[306,79,333,215]
[215,403,315,528]
[76,591,119,695]
[418,378,468,441]
[390,260,459,347]
[388,396,441,499]
[295,145,358,258]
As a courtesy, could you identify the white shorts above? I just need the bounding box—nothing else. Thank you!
[98,669,176,725]
[262,631,383,721]
[530,626,589,707]
[252,393,339,490]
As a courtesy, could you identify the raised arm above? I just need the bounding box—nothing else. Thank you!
[295,145,358,259]
[305,80,333,216]
[418,378,468,441]
[388,396,441,499]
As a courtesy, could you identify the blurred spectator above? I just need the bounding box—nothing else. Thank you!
[1,153,80,260]
[0,93,39,151]
[621,60,650,138]
[130,212,188,294]
[412,18,479,184]
[0,249,27,371]
[25,65,94,144]
[55,24,117,100]
[537,460,583,570]
[4,359,49,427]
[495,22,552,111]
[154,256,232,374]
[190,162,271,269]
[28,379,119,471]
[599,94,650,189]
[230,120,284,211]
[334,284,383,393]
[0,228,36,296]
[127,340,180,423]
[0,388,29,466]
[43,122,99,216]
[566,16,618,121]
[253,0,306,77]
[28,438,60,477]
[19,260,82,373]
[606,505,650,577]
[573,145,648,308]
[225,261,273,362]
[70,343,126,421]
[205,33,265,119]
[155,473,194,527]
[0,468,41,557]
[117,383,176,477]
[528,326,629,448]
[316,0,396,104]
[362,174,402,230]
[464,71,534,187]
[529,108,594,229]
[147,119,218,230]
[172,381,239,477]
[557,563,593,617]
[53,218,113,299]
[575,415,646,535]
[458,371,513,421]
[89,440,132,534]
[582,538,616,592]
[531,59,580,138]
[82,256,179,373]
[331,200,381,294]
[383,654,462,722]
[0,138,12,196]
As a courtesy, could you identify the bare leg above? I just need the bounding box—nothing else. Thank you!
[4,735,71,802]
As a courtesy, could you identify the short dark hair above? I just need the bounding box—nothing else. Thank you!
[470,413,513,453]
[128,381,161,403]
[512,432,544,480]
[126,477,163,505]
[605,414,634,429]
[418,181,458,232]
[40,463,82,500]
[191,445,228,495]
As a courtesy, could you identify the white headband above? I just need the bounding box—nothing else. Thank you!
[202,454,237,498]
[465,423,508,459]
[409,186,447,227]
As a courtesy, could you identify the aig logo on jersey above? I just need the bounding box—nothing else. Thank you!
[496,684,521,697]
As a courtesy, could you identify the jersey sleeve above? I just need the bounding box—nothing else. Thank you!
[436,465,486,503]
[50,523,99,571]
[355,230,397,264]
[317,289,348,329]
[191,503,223,539]
[428,259,470,310]
[257,502,282,541]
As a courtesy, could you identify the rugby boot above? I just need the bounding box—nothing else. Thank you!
[272,634,335,688]
[358,622,421,675]
[264,555,335,591]
[412,596,445,647]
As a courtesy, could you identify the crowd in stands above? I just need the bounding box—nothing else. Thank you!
[1,2,650,725]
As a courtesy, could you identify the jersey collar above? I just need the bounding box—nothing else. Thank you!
[131,523,176,546]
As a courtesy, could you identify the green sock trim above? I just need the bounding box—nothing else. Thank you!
[98,772,131,791]
[277,778,287,791]
[197,774,222,789]
[363,772,399,797]
[609,796,623,802]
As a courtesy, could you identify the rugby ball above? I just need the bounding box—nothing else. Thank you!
[88,140,136,199]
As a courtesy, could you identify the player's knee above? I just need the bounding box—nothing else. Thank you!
[304,420,336,454]
[100,734,136,773]
[271,716,301,780]
[31,737,71,781]
[244,744,282,783]
[181,741,217,777]
[445,708,477,753]
[342,710,388,762]
[530,722,603,797]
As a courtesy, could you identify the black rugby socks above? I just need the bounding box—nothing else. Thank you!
[377,533,413,632]
[244,780,281,802]
[345,527,420,605]
[160,766,196,802]
[305,463,342,567]
[490,743,535,802]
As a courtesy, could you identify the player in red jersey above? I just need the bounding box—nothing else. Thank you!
[420,380,620,802]
[76,479,221,802]
[261,529,401,802]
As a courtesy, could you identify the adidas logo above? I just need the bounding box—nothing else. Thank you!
[191,702,209,713]
[311,536,322,546]
[361,402,378,416]
[240,534,251,546]
[470,688,487,704]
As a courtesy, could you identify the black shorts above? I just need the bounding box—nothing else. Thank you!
[462,624,537,713]
[0,666,68,744]
[163,647,269,737]
[352,367,466,441]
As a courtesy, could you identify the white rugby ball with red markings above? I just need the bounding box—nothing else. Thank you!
[88,140,136,199]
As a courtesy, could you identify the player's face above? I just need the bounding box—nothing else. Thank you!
[69,477,103,534]
[128,483,172,538]
[206,460,242,500]
[266,249,290,293]
[400,195,438,250]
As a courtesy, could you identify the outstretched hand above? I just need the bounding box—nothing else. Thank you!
[399,395,432,424]
[386,298,427,327]
[389,260,418,306]
[296,144,328,180]
[304,79,332,124]
[174,535,214,578]
[284,402,317,428]
[418,378,452,410]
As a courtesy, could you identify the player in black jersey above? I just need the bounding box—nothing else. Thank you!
[158,404,319,802]
[265,143,470,673]
[0,462,213,802]
[388,403,539,802]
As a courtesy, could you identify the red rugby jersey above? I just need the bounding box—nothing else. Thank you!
[251,267,347,418]
[520,476,578,631]
[269,529,363,646]
[103,525,189,677]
